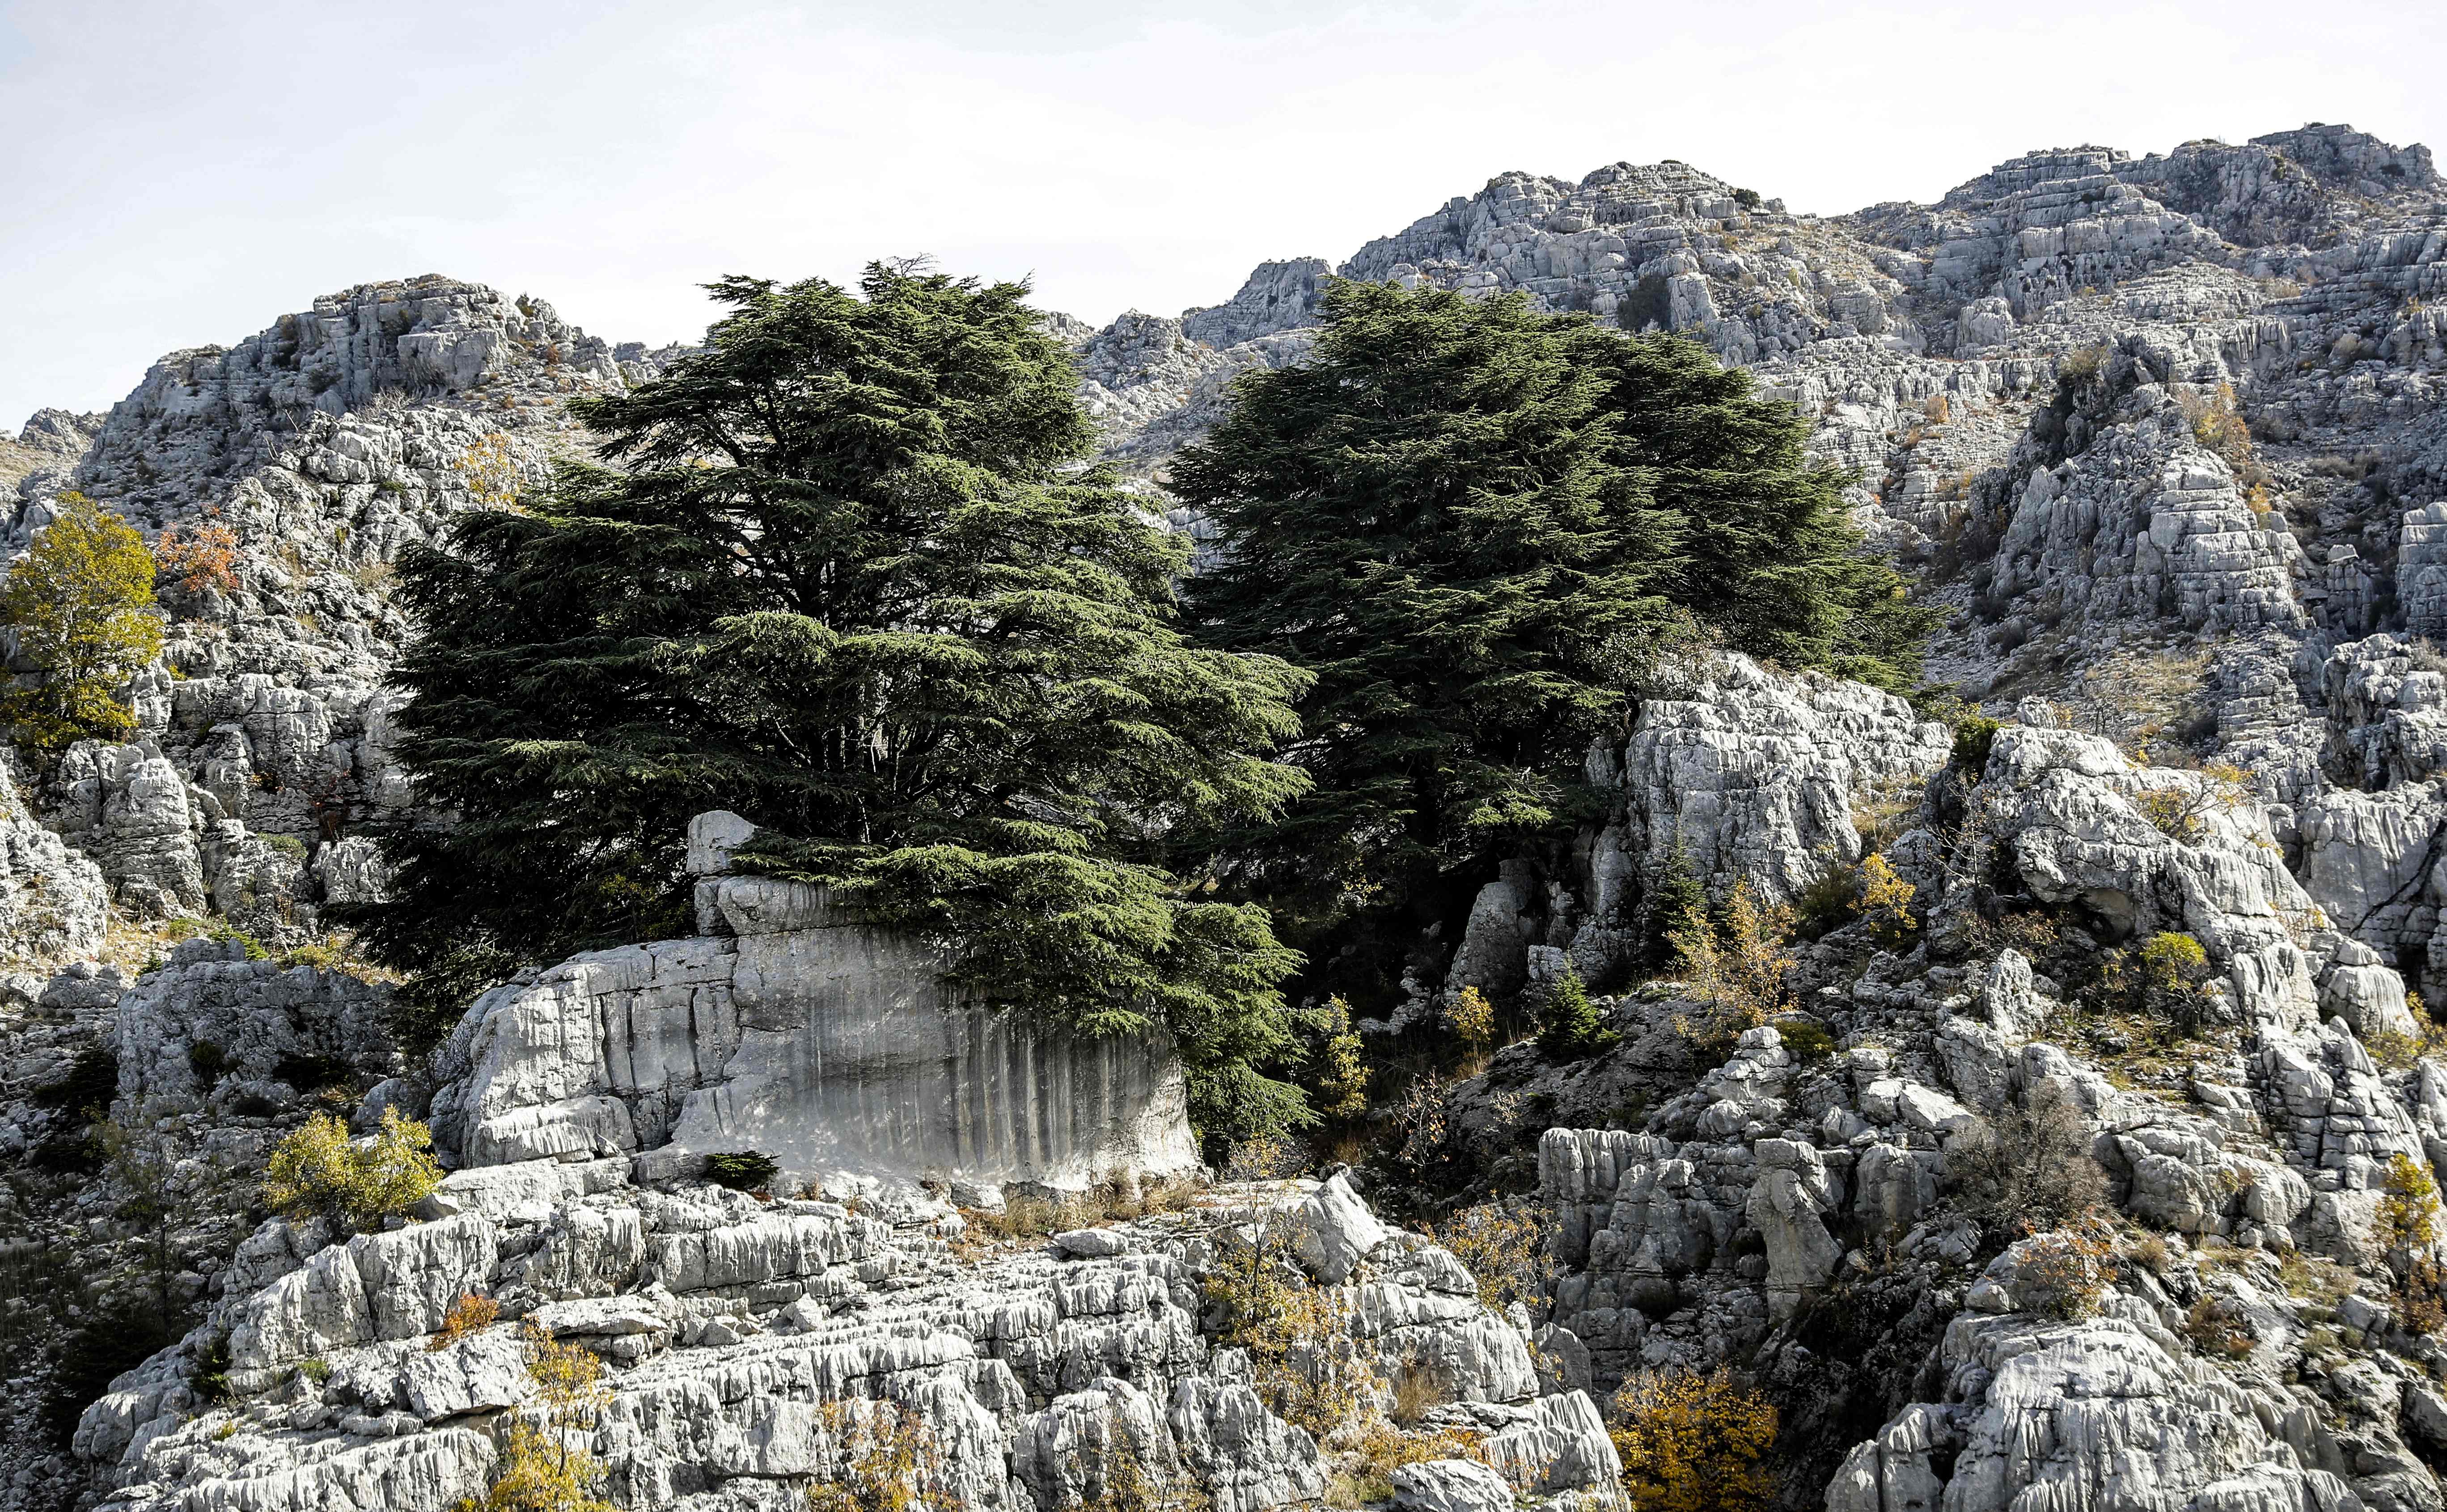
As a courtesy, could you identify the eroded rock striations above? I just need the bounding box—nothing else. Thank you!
[428,814,1201,1191]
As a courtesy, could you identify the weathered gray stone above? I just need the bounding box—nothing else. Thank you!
[1389,1458,1515,1512]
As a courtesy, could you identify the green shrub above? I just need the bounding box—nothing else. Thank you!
[186,1041,229,1086]
[190,1333,232,1402]
[1775,1018,1837,1062]
[262,1107,442,1230]
[1945,1089,2107,1252]
[703,1150,780,1191]
[1951,715,2002,774]
[1537,965,1616,1060]
[174,918,271,960]
[2136,931,2214,1032]
[1201,1229,1370,1436]
[1643,844,1708,969]
[1312,995,1371,1119]
[1792,862,1859,941]
[2138,932,2209,992]
[2057,343,2110,391]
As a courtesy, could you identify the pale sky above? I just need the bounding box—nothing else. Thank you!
[3,0,2441,429]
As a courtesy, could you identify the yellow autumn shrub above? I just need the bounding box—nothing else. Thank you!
[1608,1368,1778,1512]
[263,1107,443,1231]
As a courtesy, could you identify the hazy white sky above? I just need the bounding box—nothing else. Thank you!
[3,0,2440,427]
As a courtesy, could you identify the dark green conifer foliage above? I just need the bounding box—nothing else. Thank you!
[1579,333,1934,688]
[1642,844,1709,971]
[1173,279,1927,1000]
[1536,964,1614,1060]
[365,264,1316,1146]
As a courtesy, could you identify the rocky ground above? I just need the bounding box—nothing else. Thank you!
[0,119,2444,1512]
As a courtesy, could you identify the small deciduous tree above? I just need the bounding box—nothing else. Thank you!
[1430,1202,1547,1315]
[457,1322,617,1512]
[99,1101,212,1341]
[1444,985,1496,1054]
[1201,1228,1369,1436]
[2013,1225,2117,1319]
[2376,1151,2443,1255]
[428,1293,500,1352]
[1670,881,1794,1050]
[455,432,525,511]
[1311,996,1370,1121]
[2133,763,2249,844]
[154,509,241,596]
[262,1107,443,1231]
[1852,853,1917,950]
[1,492,164,755]
[1945,1086,2107,1253]
[803,1401,961,1512]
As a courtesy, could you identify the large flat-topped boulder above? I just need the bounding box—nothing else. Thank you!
[428,815,1198,1187]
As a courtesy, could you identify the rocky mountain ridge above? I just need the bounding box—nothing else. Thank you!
[4,119,2447,1512]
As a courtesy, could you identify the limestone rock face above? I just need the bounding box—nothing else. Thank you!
[113,938,396,1110]
[1829,1317,2362,1512]
[1182,258,1331,350]
[0,755,108,971]
[0,407,102,499]
[428,863,1199,1190]
[1283,1171,1389,1284]
[0,275,627,962]
[1389,1457,1516,1512]
[1970,723,2323,1025]
[1476,654,1949,987]
[1596,656,1951,907]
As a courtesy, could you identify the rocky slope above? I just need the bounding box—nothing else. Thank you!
[2,119,2447,1512]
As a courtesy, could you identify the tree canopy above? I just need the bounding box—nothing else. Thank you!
[0,491,164,757]
[365,263,1316,1145]
[1171,280,1927,997]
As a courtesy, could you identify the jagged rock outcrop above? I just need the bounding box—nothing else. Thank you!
[0,755,109,971]
[77,1166,1619,1512]
[0,409,102,502]
[3,279,622,942]
[1440,654,1950,998]
[112,936,398,1112]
